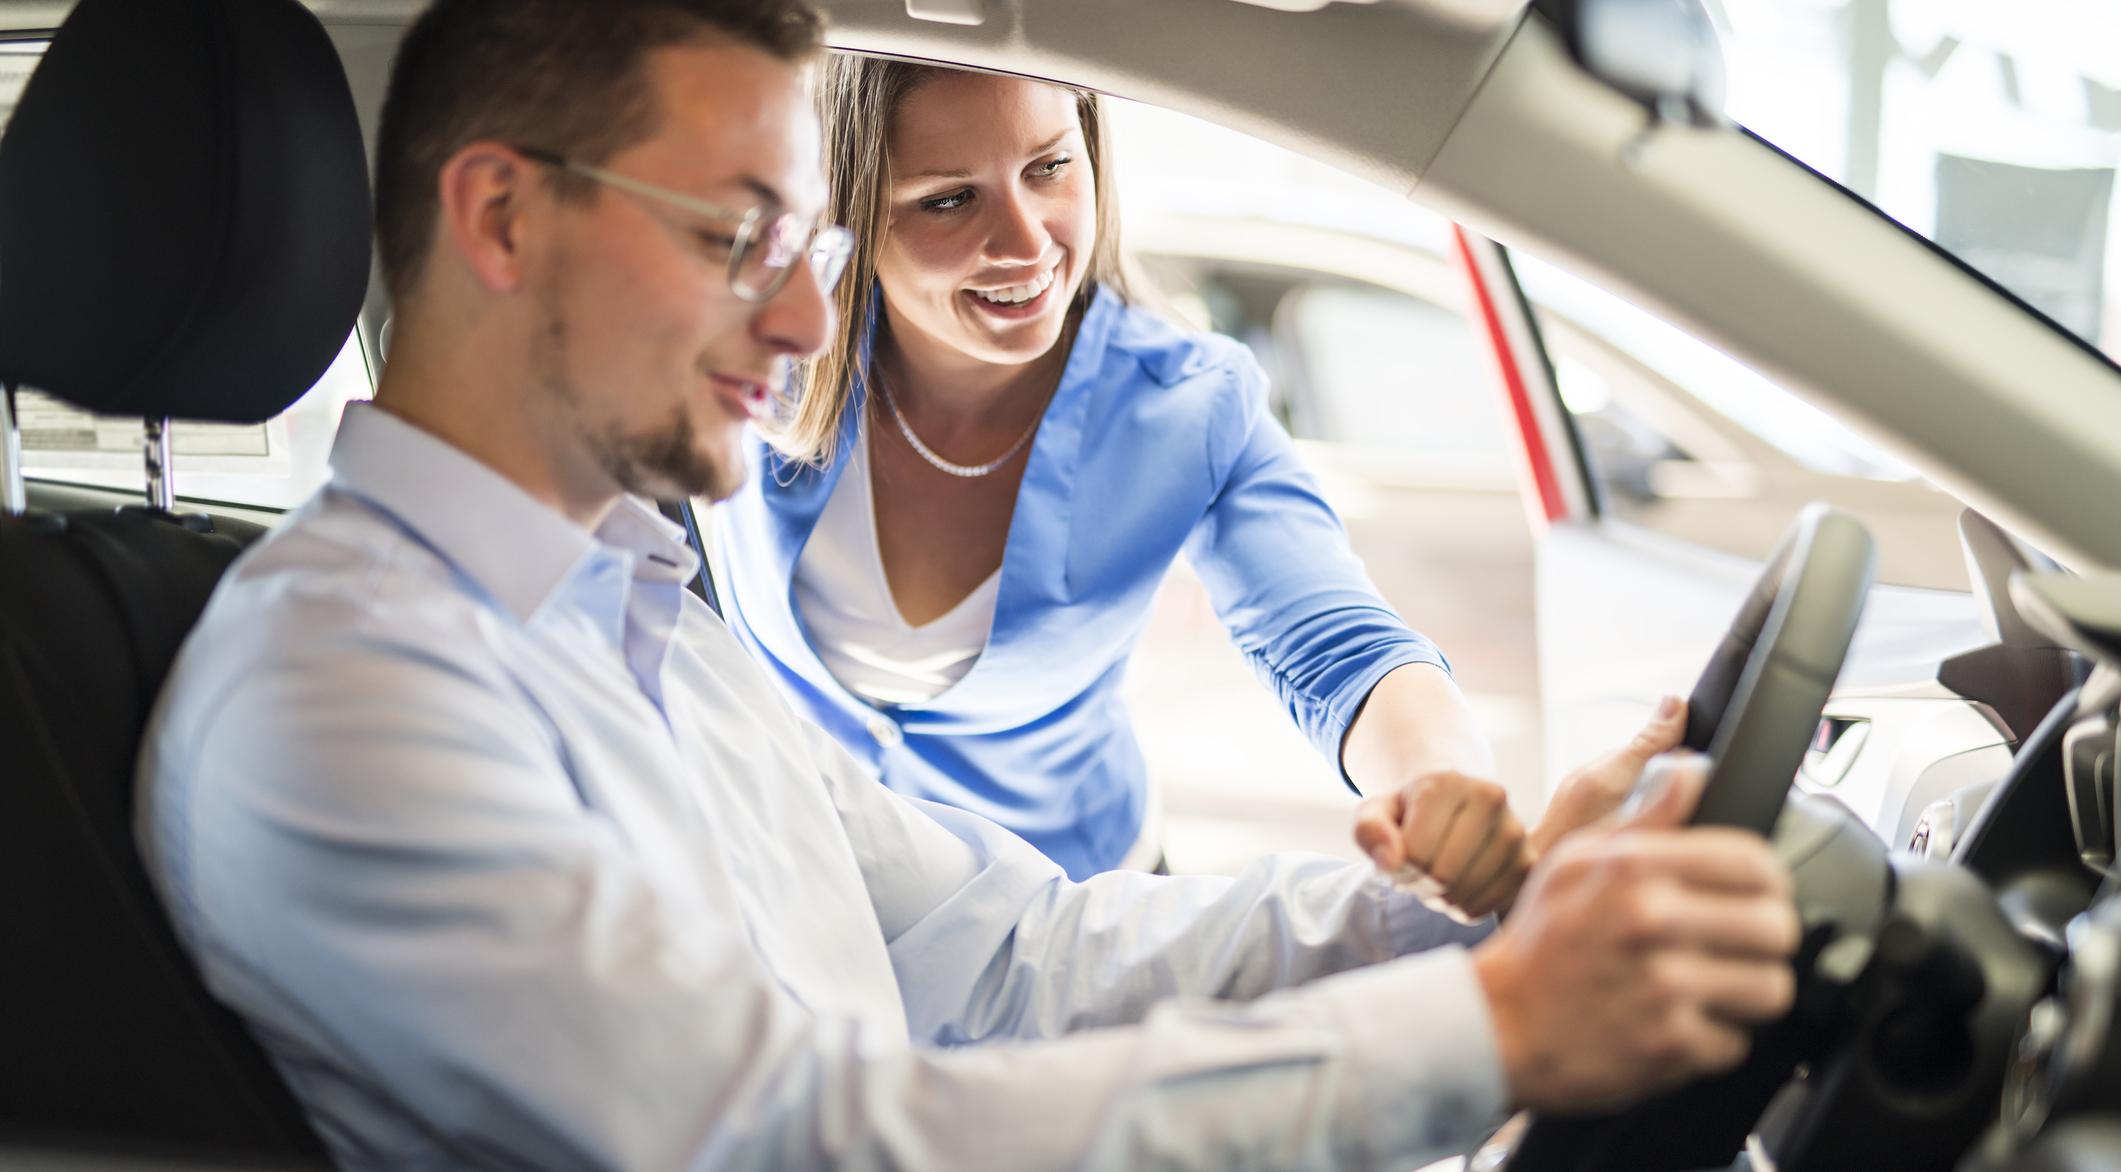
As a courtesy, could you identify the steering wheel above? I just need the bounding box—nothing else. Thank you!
[1679,503,1879,832]
[1501,503,1879,1171]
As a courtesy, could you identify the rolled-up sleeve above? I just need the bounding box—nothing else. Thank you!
[1182,356,1450,788]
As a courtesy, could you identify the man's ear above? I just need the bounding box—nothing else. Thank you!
[435,142,544,294]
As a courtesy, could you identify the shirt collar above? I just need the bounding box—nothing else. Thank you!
[328,404,698,624]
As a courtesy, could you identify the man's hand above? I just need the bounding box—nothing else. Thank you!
[1353,769,1529,923]
[1471,761,1800,1114]
[1527,694,1688,859]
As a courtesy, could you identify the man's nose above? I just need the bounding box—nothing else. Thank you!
[982,187,1048,265]
[754,253,835,362]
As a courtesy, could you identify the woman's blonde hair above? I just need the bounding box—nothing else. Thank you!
[771,56,1138,467]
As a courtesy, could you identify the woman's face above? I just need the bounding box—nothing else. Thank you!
[876,73,1096,377]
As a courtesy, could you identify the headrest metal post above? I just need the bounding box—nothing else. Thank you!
[1,383,24,517]
[145,417,173,512]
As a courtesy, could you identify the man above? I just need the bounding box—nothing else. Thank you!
[136,1,1799,1168]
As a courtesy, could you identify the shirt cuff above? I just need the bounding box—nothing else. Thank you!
[1312,946,1509,1167]
[1378,876,1497,957]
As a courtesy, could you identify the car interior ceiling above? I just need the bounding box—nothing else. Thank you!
[5,2,2121,1172]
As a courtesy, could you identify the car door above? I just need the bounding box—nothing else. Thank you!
[1457,229,2006,845]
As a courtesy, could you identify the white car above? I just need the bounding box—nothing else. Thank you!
[3,0,2119,1169]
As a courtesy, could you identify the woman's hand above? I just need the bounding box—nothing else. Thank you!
[1353,694,1690,923]
[1353,768,1530,924]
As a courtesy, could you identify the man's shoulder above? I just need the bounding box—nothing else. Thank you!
[174,490,507,705]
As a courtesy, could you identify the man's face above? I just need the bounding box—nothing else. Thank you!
[528,41,832,503]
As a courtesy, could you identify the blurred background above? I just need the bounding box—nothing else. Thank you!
[1110,0,2120,874]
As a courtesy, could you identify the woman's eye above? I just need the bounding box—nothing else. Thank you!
[693,230,739,256]
[919,189,972,213]
[1035,156,1073,179]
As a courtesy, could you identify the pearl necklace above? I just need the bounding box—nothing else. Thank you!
[871,366,1045,479]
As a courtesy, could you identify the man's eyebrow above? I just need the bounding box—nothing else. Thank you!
[896,131,1077,184]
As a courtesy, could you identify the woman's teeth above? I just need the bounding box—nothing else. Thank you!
[972,266,1056,305]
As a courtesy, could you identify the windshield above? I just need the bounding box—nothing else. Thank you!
[1719,0,2121,364]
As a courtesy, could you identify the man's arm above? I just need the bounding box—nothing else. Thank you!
[813,692,1798,1144]
[808,722,1488,1042]
[144,631,1506,1171]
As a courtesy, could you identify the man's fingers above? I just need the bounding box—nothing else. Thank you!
[1603,829,1791,897]
[1624,694,1687,764]
[1701,955,1799,1025]
[1617,757,1707,832]
[1656,1003,1755,1082]
[1609,871,1799,959]
[1649,949,1797,1025]
[1353,791,1407,871]
[1637,891,1800,960]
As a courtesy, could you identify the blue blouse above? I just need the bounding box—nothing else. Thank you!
[714,286,1448,879]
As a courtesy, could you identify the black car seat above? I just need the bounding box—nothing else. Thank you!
[0,0,370,1156]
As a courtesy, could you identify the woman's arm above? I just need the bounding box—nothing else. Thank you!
[1179,358,1457,773]
[1180,353,1527,917]
[1340,660,1494,790]
[1341,663,1531,920]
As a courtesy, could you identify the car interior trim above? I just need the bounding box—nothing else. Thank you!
[1420,12,2121,573]
[1452,224,1578,527]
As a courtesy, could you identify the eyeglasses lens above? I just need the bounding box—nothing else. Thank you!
[733,215,854,301]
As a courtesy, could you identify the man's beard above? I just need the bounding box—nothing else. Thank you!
[593,404,746,503]
[532,288,747,504]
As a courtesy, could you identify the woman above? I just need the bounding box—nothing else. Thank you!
[715,58,1552,901]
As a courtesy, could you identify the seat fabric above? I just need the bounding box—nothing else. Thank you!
[0,510,322,1154]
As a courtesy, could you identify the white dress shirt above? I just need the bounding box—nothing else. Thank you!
[136,403,1505,1171]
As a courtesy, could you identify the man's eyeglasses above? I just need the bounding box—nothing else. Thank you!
[515,145,854,304]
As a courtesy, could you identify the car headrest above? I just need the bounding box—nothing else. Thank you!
[0,0,372,425]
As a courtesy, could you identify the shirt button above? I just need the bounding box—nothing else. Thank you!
[866,714,903,748]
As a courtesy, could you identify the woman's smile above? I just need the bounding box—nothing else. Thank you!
[962,258,1063,322]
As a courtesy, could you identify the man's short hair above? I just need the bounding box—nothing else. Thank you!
[374,0,823,303]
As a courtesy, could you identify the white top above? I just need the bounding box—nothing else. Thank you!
[793,422,998,706]
[136,404,1506,1171]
